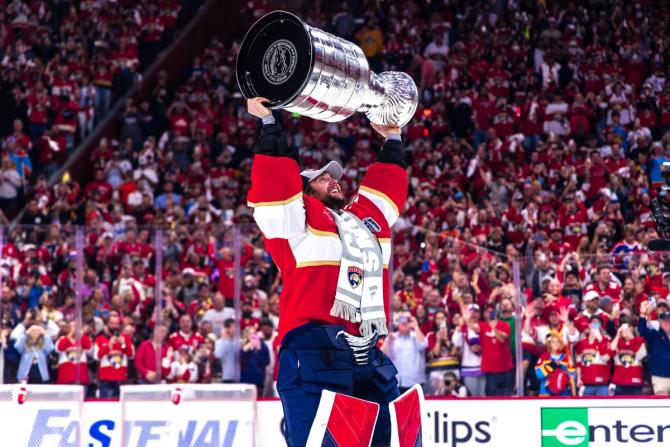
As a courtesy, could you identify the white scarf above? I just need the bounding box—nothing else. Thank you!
[328,210,387,337]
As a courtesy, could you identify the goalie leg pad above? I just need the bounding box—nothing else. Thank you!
[306,390,380,447]
[277,325,402,446]
[389,385,427,447]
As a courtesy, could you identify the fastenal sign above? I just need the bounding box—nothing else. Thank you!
[541,406,670,447]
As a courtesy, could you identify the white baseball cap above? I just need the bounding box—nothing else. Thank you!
[300,160,343,183]
[584,290,600,302]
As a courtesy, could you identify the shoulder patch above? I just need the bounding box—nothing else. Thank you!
[362,217,381,233]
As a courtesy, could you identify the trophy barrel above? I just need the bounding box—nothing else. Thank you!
[236,11,314,109]
[236,11,418,126]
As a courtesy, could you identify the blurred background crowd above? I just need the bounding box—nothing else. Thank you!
[1,0,670,398]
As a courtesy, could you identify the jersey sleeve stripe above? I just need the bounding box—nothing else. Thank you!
[296,261,342,268]
[359,186,399,214]
[251,198,306,239]
[359,186,400,226]
[290,232,342,267]
[307,225,339,238]
[248,192,302,208]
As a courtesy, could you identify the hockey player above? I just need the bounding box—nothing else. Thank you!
[246,97,408,446]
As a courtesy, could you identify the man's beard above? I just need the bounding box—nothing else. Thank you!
[322,194,346,211]
[310,188,345,211]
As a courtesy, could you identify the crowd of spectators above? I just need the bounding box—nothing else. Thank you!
[2,0,670,399]
[0,0,204,215]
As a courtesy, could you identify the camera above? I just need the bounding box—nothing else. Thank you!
[661,162,670,188]
[648,161,670,252]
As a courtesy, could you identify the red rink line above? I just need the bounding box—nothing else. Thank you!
[83,395,670,402]
[423,395,670,400]
[85,397,261,402]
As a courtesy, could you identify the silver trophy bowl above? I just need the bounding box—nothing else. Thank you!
[236,11,418,127]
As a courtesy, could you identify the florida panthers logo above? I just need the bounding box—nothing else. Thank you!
[581,352,595,366]
[348,266,363,289]
[110,354,123,368]
[619,353,634,367]
[262,39,297,85]
[67,349,81,362]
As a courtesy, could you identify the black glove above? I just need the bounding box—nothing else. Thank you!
[255,122,298,161]
[376,138,406,168]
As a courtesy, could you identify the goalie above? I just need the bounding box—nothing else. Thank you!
[247,98,408,446]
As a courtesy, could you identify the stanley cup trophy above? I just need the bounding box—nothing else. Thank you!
[236,11,418,127]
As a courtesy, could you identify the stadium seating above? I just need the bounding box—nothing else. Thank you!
[2,0,670,398]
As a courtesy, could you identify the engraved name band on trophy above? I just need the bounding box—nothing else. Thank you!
[236,11,419,127]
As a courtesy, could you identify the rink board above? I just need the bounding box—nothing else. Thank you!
[0,394,667,446]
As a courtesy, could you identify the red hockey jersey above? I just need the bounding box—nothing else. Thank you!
[55,335,93,384]
[611,336,646,386]
[248,154,408,344]
[94,333,135,382]
[575,337,612,385]
[167,330,205,354]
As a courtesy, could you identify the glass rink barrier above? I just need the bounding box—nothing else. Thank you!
[0,224,244,394]
[394,224,654,399]
[0,223,669,445]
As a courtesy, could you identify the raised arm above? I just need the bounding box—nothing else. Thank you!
[637,301,654,342]
[356,123,409,228]
[492,321,509,343]
[14,333,26,354]
[246,98,307,241]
